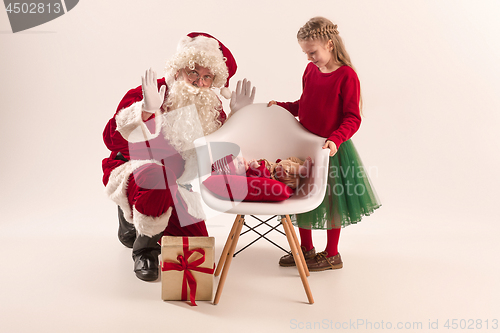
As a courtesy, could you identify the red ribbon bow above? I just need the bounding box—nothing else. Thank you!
[161,237,215,306]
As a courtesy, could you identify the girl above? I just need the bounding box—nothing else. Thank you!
[268,16,381,271]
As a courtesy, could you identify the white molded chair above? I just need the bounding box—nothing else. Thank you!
[194,103,329,304]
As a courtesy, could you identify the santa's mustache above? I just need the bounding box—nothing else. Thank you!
[164,80,216,108]
[164,80,223,136]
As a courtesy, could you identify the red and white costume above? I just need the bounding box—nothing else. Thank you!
[102,33,236,238]
[102,78,228,237]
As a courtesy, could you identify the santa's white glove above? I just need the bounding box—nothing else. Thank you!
[141,68,166,113]
[229,78,256,113]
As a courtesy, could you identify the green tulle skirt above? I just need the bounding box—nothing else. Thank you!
[291,139,381,229]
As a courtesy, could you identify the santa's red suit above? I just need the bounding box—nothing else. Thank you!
[102,77,227,238]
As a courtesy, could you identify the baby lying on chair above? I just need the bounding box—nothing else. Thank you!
[212,154,313,190]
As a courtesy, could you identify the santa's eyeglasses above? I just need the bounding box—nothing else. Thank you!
[184,69,214,86]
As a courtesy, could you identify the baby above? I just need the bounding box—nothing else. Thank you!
[211,154,313,190]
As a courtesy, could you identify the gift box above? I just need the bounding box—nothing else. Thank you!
[161,236,215,305]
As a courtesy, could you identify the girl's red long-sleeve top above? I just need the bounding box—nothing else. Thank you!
[277,63,361,149]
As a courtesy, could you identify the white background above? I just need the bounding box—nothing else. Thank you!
[1,1,499,332]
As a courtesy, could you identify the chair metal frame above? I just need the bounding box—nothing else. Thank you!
[234,215,288,256]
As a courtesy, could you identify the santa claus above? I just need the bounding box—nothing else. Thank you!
[102,32,256,281]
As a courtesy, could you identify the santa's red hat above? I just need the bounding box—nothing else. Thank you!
[165,32,237,99]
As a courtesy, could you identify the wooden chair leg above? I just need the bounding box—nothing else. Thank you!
[215,215,241,277]
[285,215,310,277]
[281,216,314,304]
[213,215,245,305]
[280,216,306,279]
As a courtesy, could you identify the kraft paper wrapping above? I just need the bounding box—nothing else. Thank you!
[161,236,215,302]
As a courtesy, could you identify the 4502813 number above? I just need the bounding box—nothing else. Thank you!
[5,2,62,14]
[444,319,498,330]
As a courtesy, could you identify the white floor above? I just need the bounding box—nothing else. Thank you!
[1,198,498,333]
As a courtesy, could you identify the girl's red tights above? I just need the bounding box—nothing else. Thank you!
[325,228,341,257]
[299,228,313,251]
[299,227,341,257]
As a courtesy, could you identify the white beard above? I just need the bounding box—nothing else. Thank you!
[160,80,223,220]
[164,80,222,135]
[161,80,223,183]
[161,80,222,159]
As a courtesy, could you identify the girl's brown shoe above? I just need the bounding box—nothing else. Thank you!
[306,251,343,271]
[279,247,316,267]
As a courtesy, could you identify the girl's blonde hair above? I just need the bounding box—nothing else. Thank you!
[297,17,363,113]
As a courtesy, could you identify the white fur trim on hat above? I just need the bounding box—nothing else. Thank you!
[220,87,232,99]
[165,35,229,90]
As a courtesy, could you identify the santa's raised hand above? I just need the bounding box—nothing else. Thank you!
[141,68,166,116]
[230,78,256,113]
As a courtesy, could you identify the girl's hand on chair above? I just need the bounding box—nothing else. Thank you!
[267,100,277,107]
[322,140,338,156]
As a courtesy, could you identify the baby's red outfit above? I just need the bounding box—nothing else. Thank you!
[211,155,270,178]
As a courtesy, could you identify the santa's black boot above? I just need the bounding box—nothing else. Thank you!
[117,206,136,248]
[132,232,162,282]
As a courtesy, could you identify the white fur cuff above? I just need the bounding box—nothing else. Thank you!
[115,101,162,143]
[133,206,173,237]
[105,160,164,225]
